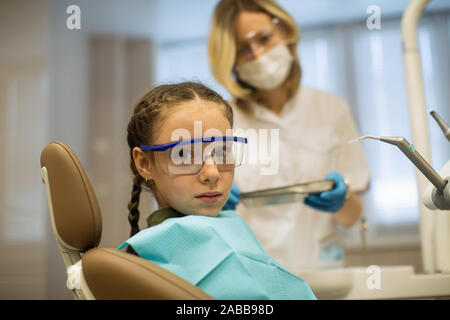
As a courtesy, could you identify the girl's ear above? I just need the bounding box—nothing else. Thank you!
[132,147,153,181]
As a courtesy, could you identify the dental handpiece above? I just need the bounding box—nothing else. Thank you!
[430,110,450,142]
[349,135,447,194]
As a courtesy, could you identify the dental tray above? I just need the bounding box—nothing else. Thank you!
[240,180,334,207]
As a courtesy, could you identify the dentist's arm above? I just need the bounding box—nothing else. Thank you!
[332,191,362,227]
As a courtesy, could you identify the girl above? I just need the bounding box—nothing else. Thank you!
[118,82,316,300]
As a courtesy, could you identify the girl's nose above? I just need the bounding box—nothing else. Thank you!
[198,158,220,184]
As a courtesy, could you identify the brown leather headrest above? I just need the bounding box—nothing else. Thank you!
[40,142,102,251]
[82,248,212,300]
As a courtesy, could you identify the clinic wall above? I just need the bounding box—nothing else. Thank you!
[0,0,50,299]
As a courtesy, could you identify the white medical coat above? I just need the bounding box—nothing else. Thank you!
[232,85,370,270]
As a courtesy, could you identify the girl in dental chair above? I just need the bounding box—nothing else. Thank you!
[118,82,316,300]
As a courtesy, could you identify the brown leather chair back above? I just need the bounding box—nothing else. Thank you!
[41,142,102,252]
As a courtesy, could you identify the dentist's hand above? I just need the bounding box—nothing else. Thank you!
[222,183,241,211]
[304,171,348,213]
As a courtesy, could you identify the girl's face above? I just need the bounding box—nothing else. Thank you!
[134,99,234,217]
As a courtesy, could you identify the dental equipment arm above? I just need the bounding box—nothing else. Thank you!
[350,111,450,210]
[423,110,450,210]
[402,0,434,274]
[423,161,450,210]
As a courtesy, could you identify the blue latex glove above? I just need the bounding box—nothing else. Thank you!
[304,171,348,213]
[222,183,241,211]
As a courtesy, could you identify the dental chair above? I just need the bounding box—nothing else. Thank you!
[40,141,212,300]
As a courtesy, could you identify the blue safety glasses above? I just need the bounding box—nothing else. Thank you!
[140,136,247,175]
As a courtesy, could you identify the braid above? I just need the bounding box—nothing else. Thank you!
[126,174,143,254]
[128,174,143,236]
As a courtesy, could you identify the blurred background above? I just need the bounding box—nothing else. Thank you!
[0,0,449,299]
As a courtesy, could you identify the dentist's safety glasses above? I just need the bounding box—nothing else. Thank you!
[140,136,247,175]
[236,18,283,64]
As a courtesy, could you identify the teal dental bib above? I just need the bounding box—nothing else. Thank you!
[118,210,316,300]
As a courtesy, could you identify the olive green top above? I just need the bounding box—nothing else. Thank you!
[146,207,185,228]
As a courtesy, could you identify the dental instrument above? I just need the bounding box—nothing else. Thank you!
[239,180,333,207]
[430,110,450,142]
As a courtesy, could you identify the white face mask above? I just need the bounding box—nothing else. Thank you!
[235,44,293,90]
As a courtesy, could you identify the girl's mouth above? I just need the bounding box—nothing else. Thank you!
[195,192,222,203]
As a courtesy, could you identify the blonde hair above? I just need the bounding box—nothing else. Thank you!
[208,0,301,113]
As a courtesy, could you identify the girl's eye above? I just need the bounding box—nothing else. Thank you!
[178,148,190,159]
[178,147,192,159]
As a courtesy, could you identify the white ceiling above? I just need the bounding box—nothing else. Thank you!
[76,0,450,42]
